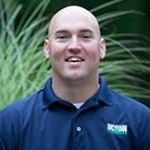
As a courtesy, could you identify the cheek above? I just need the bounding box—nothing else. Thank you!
[50,44,64,59]
[50,51,61,63]
[87,45,101,61]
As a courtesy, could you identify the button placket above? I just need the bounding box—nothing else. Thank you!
[72,110,85,150]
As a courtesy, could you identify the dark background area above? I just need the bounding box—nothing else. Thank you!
[17,0,150,38]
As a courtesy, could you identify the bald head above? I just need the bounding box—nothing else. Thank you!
[48,6,101,38]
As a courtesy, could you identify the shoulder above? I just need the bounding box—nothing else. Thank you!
[111,89,149,110]
[0,78,52,119]
[108,88,150,122]
[0,89,44,144]
[99,77,150,114]
[0,90,43,119]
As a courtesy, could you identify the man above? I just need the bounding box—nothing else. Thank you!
[0,6,150,150]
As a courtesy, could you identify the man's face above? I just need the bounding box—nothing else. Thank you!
[44,7,106,81]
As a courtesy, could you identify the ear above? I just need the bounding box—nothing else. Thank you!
[99,37,106,59]
[44,39,51,59]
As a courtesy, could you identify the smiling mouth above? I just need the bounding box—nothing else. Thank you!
[65,57,84,62]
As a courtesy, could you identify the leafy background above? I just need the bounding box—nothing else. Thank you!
[0,0,150,110]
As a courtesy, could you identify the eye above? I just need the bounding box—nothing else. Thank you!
[80,33,93,41]
[82,34,91,38]
[55,33,70,42]
[56,34,66,39]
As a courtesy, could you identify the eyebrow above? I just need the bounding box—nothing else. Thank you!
[55,29,94,35]
[53,30,68,38]
[79,29,93,34]
[55,30,68,34]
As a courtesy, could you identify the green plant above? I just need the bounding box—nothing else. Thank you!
[0,0,150,110]
[0,0,51,109]
[90,0,150,105]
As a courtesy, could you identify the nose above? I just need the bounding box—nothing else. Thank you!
[68,36,81,54]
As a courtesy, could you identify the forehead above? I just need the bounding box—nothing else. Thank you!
[49,6,100,35]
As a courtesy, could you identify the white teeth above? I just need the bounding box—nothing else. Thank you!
[68,57,81,62]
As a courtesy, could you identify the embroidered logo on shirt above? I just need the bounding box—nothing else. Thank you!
[107,123,127,135]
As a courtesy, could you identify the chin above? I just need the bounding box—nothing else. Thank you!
[64,72,88,81]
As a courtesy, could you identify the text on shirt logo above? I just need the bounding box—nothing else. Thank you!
[107,123,127,135]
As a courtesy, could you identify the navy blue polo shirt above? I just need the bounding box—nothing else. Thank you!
[0,77,150,150]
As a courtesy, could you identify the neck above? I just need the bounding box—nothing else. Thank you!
[52,76,100,103]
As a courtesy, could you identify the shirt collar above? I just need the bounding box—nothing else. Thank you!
[42,77,113,109]
[42,78,61,109]
[96,77,113,106]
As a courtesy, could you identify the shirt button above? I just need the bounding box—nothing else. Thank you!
[77,126,81,132]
